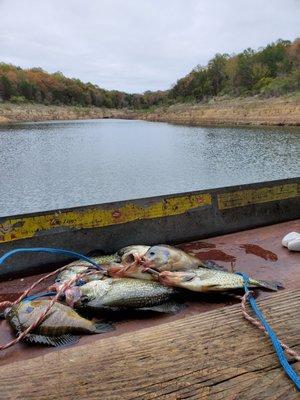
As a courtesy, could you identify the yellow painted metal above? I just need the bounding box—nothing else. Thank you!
[0,193,212,243]
[218,183,300,210]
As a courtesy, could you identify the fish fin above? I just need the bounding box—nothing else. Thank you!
[85,299,103,309]
[24,333,79,347]
[200,284,220,291]
[92,320,115,333]
[138,301,186,314]
[250,279,284,291]
[180,272,197,282]
[201,260,228,271]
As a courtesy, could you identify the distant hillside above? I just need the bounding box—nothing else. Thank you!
[0,38,299,109]
[169,38,300,102]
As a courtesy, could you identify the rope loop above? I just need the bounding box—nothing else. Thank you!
[0,247,107,351]
[236,272,300,391]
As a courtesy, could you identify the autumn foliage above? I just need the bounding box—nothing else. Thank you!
[0,38,299,109]
[170,38,300,101]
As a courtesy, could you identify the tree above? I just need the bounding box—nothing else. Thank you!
[0,75,14,100]
[207,53,229,95]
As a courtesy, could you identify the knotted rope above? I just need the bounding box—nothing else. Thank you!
[0,247,106,350]
[237,272,300,391]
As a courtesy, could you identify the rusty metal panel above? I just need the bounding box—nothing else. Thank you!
[218,182,300,210]
[0,177,299,278]
[0,193,212,244]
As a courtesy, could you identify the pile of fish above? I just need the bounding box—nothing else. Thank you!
[4,244,282,347]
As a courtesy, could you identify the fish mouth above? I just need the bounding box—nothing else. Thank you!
[106,257,160,279]
[122,253,136,265]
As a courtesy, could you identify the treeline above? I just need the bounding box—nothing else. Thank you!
[0,64,157,108]
[170,38,300,101]
[0,38,299,109]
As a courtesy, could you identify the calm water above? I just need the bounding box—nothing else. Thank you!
[0,119,299,217]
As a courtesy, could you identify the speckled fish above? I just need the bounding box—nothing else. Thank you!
[55,254,118,285]
[5,299,113,346]
[65,278,182,313]
[142,245,206,271]
[158,268,282,292]
[117,245,150,265]
[106,261,155,281]
[106,245,152,280]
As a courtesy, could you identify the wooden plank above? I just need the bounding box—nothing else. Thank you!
[0,289,300,399]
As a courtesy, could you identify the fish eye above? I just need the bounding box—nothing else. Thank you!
[149,251,155,256]
[55,278,61,283]
[77,279,86,286]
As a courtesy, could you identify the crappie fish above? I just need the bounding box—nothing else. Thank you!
[106,261,155,281]
[106,245,152,280]
[158,268,282,292]
[142,245,205,271]
[55,265,103,285]
[106,259,226,281]
[5,299,113,346]
[117,245,150,265]
[65,278,181,313]
[55,254,117,284]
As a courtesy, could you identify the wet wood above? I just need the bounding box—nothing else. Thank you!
[1,289,300,399]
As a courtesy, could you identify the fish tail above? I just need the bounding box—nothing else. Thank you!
[92,320,115,334]
[250,278,284,291]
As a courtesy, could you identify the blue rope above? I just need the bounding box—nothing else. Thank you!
[22,291,57,302]
[0,247,105,272]
[236,272,300,391]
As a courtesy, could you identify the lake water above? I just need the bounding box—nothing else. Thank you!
[0,119,299,217]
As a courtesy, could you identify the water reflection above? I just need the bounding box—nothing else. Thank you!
[0,119,299,216]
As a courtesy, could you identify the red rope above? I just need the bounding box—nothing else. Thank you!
[1,257,299,362]
[240,291,300,361]
[0,266,102,351]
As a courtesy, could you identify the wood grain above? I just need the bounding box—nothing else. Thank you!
[1,289,299,400]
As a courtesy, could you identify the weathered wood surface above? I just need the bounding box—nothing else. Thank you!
[1,289,299,400]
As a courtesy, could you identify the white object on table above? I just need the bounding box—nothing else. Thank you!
[282,232,300,248]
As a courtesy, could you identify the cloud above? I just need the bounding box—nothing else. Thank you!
[0,0,299,92]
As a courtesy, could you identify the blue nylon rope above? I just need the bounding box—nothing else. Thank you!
[0,247,105,272]
[236,272,300,391]
[0,247,107,303]
[22,291,57,302]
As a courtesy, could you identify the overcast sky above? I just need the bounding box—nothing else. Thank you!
[0,0,299,93]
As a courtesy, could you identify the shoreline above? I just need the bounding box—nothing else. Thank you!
[132,95,300,127]
[0,103,133,125]
[0,95,299,127]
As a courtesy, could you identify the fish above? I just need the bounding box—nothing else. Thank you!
[5,299,113,346]
[65,277,182,313]
[158,268,283,292]
[106,261,155,281]
[55,265,104,286]
[55,254,118,285]
[141,245,205,272]
[106,259,227,280]
[106,245,152,280]
[117,245,150,265]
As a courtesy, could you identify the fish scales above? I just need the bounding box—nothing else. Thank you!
[66,278,176,310]
[6,300,110,336]
[159,267,282,292]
